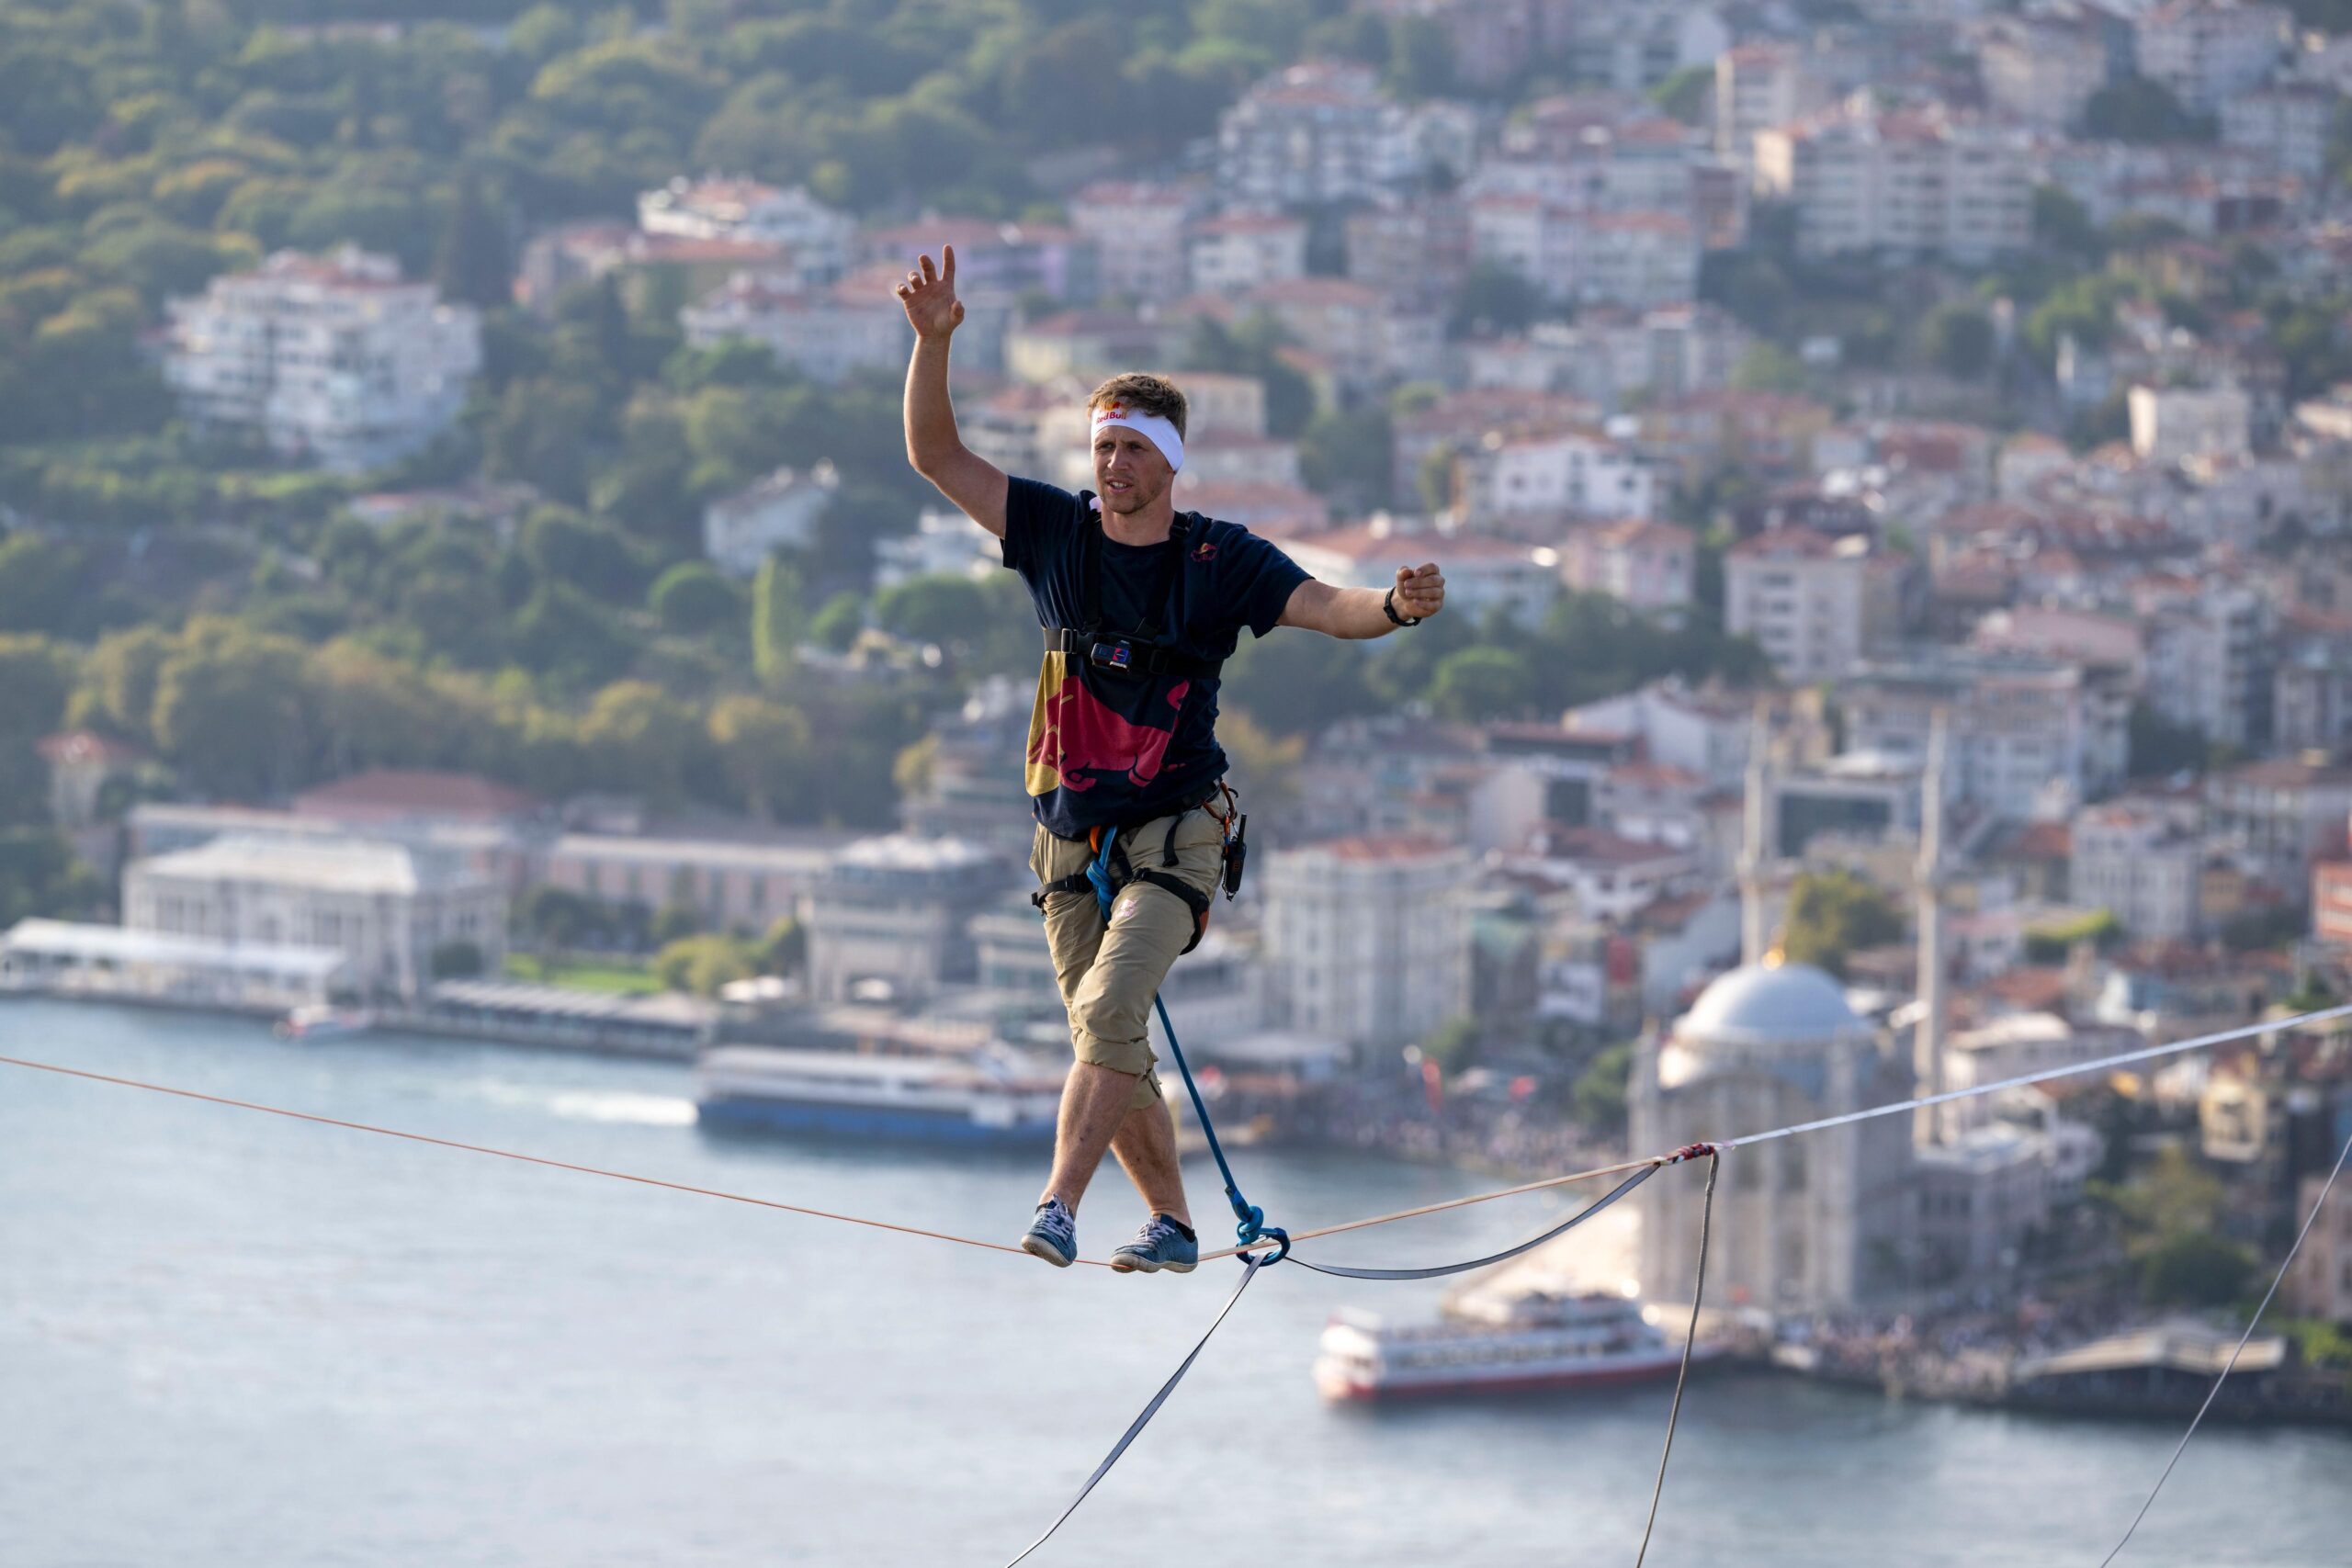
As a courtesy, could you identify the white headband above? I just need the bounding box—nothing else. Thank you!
[1091,404,1185,473]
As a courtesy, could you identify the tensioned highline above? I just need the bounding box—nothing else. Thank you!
[6,995,2348,1565]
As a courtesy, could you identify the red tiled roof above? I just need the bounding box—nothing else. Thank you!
[293,770,542,822]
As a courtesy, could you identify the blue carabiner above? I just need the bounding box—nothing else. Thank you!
[1252,1227,1291,1267]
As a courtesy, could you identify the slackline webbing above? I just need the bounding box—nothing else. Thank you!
[1002,1254,1268,1567]
[2095,1125,2352,1567]
[1286,1162,1654,1281]
[1635,1150,1718,1568]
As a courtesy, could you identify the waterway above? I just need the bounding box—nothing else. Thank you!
[3,999,2347,1566]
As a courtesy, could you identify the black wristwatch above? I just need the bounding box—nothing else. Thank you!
[1383,586,1422,627]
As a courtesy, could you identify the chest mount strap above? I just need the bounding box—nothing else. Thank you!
[1043,504,1222,682]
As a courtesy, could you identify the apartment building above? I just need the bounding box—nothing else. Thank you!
[1838,652,2132,823]
[1068,182,1194,302]
[679,269,910,385]
[1563,517,1696,613]
[2128,383,2254,465]
[1262,836,1472,1052]
[703,463,839,578]
[1713,40,1831,161]
[1455,429,1657,524]
[1185,213,1309,296]
[164,247,481,472]
[2135,0,2290,114]
[804,835,1008,1005]
[2071,799,2206,942]
[1724,528,1901,682]
[637,177,854,281]
[1978,16,2112,130]
[1753,107,2031,266]
[1216,62,1413,210]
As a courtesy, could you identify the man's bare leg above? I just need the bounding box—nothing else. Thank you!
[1109,1098,1191,1228]
[1041,1062,1139,1213]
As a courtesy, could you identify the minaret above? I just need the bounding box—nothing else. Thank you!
[1739,697,1772,967]
[1914,706,1950,1148]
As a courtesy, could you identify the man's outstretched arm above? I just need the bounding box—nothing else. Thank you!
[897,245,1008,538]
[1276,562,1446,639]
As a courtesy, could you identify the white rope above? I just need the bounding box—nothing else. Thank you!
[2094,1126,2352,1567]
[1720,1003,2352,1153]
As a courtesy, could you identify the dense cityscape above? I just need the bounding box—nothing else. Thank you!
[4,1,2352,1553]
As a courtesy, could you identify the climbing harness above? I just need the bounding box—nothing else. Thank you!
[1035,798,1279,1255]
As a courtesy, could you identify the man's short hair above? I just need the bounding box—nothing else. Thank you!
[1088,373,1188,441]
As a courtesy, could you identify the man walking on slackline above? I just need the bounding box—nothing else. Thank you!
[897,246,1446,1273]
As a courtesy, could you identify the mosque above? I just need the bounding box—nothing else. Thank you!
[1630,707,2046,1314]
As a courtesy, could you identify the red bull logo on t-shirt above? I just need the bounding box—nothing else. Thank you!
[1023,651,1189,795]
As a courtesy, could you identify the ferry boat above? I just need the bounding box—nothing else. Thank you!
[274,1004,375,1042]
[693,1043,1064,1147]
[1314,1290,1715,1402]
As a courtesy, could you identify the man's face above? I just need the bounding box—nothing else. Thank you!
[1091,423,1173,516]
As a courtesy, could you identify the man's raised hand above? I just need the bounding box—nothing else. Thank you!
[895,245,964,339]
[1393,562,1445,622]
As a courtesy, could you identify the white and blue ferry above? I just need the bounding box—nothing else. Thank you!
[694,1043,1063,1147]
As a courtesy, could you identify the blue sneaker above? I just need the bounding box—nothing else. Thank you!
[1110,1213,1198,1274]
[1021,1198,1077,1268]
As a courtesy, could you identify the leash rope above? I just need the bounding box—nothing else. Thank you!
[1286,1161,1656,1282]
[1635,1148,1719,1568]
[1081,828,1287,1258]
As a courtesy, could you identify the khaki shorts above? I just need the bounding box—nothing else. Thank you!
[1030,805,1226,1112]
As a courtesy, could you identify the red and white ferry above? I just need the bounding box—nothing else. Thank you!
[1314,1290,1716,1402]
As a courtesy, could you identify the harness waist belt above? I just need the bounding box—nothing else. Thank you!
[1045,627,1221,681]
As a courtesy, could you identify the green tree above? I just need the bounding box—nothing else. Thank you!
[707,693,810,821]
[578,679,700,806]
[1448,262,1542,336]
[1420,1014,1479,1073]
[2084,76,2214,144]
[0,829,104,925]
[752,555,804,684]
[0,536,83,636]
[1298,405,1394,513]
[655,932,753,996]
[1648,64,1713,126]
[431,166,511,310]
[650,561,739,634]
[2141,1229,2255,1307]
[1921,303,1996,379]
[808,589,865,655]
[1575,1042,1634,1132]
[876,573,991,650]
[512,582,639,691]
[1429,646,1532,721]
[520,505,644,604]
[151,623,311,801]
[1780,868,1903,979]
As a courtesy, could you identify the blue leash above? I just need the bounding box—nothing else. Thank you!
[1083,834,1288,1265]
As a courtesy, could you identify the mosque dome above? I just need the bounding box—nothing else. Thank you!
[1674,962,1869,1050]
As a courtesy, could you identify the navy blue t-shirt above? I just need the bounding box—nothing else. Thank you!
[1001,476,1309,838]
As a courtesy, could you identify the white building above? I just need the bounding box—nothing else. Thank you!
[806,835,1007,1005]
[2072,800,2204,941]
[2218,85,2337,178]
[2128,383,2253,465]
[680,269,910,385]
[1753,107,2031,266]
[1262,835,1471,1052]
[2137,577,2275,750]
[1563,517,1696,613]
[703,462,839,578]
[1839,654,2132,824]
[541,831,840,934]
[1216,62,1412,209]
[123,835,505,1000]
[2134,0,2290,114]
[1724,528,1897,682]
[1713,40,1831,162]
[1069,182,1193,302]
[164,247,481,472]
[1466,198,1701,311]
[1978,16,2112,130]
[1185,213,1309,296]
[1455,429,1657,523]
[637,177,854,281]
